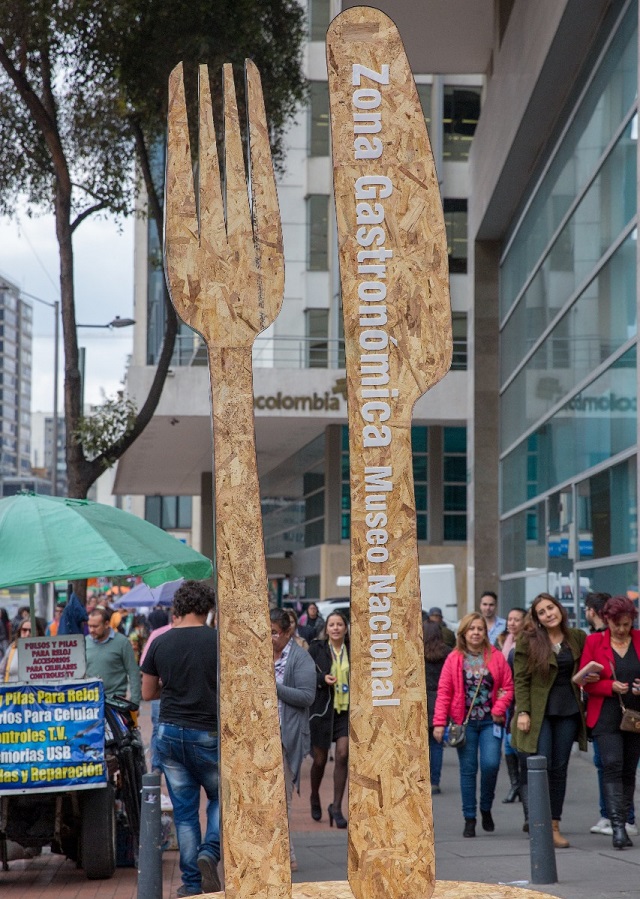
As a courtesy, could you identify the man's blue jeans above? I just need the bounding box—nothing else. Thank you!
[456,719,502,819]
[157,723,220,895]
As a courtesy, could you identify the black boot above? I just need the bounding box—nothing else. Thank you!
[604,783,631,850]
[463,818,476,838]
[622,781,635,847]
[520,783,529,833]
[502,754,521,803]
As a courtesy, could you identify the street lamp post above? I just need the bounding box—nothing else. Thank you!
[76,317,136,410]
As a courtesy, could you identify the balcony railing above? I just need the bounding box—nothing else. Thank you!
[173,334,467,371]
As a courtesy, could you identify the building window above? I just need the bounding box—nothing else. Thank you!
[443,199,468,274]
[145,495,192,530]
[443,426,467,541]
[261,433,326,555]
[309,0,330,41]
[306,308,329,367]
[307,194,329,271]
[451,313,467,371]
[341,425,430,540]
[416,83,432,131]
[309,82,330,157]
[412,426,428,539]
[443,86,481,161]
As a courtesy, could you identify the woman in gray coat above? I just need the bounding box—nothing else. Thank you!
[271,608,316,872]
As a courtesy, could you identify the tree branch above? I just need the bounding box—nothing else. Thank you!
[71,200,110,233]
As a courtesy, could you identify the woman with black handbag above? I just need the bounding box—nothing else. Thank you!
[580,595,640,850]
[432,612,513,838]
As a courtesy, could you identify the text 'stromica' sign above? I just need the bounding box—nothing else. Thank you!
[18,635,86,683]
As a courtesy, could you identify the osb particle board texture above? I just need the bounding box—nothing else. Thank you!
[164,61,290,899]
[327,7,452,899]
[200,883,558,899]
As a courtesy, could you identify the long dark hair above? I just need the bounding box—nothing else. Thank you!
[423,621,449,662]
[521,593,570,677]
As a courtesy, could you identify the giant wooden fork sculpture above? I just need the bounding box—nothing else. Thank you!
[164,9,558,899]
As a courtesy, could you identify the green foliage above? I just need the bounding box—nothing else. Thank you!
[0,0,307,219]
[74,392,138,466]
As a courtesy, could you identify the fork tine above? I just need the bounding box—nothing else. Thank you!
[245,59,284,318]
[223,64,253,259]
[165,64,199,259]
[198,65,227,252]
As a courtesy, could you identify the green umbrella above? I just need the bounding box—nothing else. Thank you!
[0,493,212,588]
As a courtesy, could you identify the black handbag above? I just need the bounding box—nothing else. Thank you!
[609,659,640,732]
[445,674,483,749]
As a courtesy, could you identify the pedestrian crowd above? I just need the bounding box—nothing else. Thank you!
[2,582,639,898]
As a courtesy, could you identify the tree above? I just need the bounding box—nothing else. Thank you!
[0,0,306,498]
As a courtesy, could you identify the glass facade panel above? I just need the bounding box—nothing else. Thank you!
[501,230,637,449]
[500,3,638,316]
[309,82,330,157]
[442,87,481,161]
[307,194,329,271]
[443,426,467,541]
[577,560,639,617]
[443,199,468,274]
[262,434,326,555]
[416,84,432,131]
[501,502,546,574]
[501,124,637,383]
[576,457,637,559]
[306,308,329,367]
[309,0,330,41]
[501,347,637,511]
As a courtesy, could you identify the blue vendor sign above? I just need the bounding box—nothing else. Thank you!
[0,678,106,794]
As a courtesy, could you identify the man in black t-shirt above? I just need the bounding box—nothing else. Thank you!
[141,581,220,897]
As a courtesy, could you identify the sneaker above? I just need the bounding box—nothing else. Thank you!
[197,854,221,893]
[626,822,638,836]
[176,887,202,898]
[590,817,611,834]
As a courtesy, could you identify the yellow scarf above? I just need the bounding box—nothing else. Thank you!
[330,643,349,713]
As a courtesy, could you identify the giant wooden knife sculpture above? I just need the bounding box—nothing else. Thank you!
[164,8,559,899]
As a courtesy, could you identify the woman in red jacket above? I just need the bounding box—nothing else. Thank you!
[433,612,514,838]
[580,595,640,850]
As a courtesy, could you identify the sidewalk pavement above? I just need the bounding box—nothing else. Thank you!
[2,702,639,897]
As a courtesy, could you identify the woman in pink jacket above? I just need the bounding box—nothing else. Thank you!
[433,611,514,838]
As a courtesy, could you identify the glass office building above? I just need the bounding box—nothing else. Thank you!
[495,0,638,621]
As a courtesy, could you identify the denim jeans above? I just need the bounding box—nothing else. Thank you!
[456,719,502,819]
[520,713,578,821]
[428,727,443,786]
[150,700,161,770]
[157,723,220,894]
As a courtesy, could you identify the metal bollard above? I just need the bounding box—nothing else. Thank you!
[138,772,163,899]
[526,755,558,884]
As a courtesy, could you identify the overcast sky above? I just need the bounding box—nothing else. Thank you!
[0,210,135,412]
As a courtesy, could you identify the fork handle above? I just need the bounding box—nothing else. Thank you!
[347,414,435,899]
[209,345,292,899]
